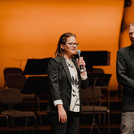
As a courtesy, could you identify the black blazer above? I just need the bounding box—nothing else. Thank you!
[47,56,88,113]
[116,45,134,111]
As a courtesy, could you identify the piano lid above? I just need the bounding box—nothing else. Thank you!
[75,51,110,71]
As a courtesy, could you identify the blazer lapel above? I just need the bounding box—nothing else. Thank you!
[72,59,81,85]
[61,58,72,84]
[128,46,134,62]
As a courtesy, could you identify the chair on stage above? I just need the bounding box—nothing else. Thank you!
[81,73,111,134]
[4,67,23,88]
[3,67,36,101]
[0,88,37,134]
[0,114,9,134]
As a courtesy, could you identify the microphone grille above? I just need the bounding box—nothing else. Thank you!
[76,49,81,55]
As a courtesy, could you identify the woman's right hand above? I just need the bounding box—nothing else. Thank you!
[57,104,67,123]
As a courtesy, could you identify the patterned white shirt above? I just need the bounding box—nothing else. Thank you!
[65,58,80,112]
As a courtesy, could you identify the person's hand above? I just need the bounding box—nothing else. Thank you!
[76,57,87,76]
[57,104,67,123]
[76,57,86,69]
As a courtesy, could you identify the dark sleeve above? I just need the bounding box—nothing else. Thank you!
[81,78,88,89]
[47,58,62,101]
[116,50,134,91]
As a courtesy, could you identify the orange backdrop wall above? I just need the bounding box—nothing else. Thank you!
[0,0,124,90]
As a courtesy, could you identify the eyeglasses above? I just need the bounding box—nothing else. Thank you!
[66,42,79,47]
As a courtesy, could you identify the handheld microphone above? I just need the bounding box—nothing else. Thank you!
[76,50,85,73]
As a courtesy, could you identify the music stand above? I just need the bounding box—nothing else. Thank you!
[24,58,51,75]
[23,57,52,134]
[88,73,111,134]
[23,58,51,94]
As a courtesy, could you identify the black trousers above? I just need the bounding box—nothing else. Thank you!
[50,111,80,134]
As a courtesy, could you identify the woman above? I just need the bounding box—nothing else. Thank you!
[47,32,88,134]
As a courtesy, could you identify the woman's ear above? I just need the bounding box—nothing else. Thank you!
[60,44,64,49]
